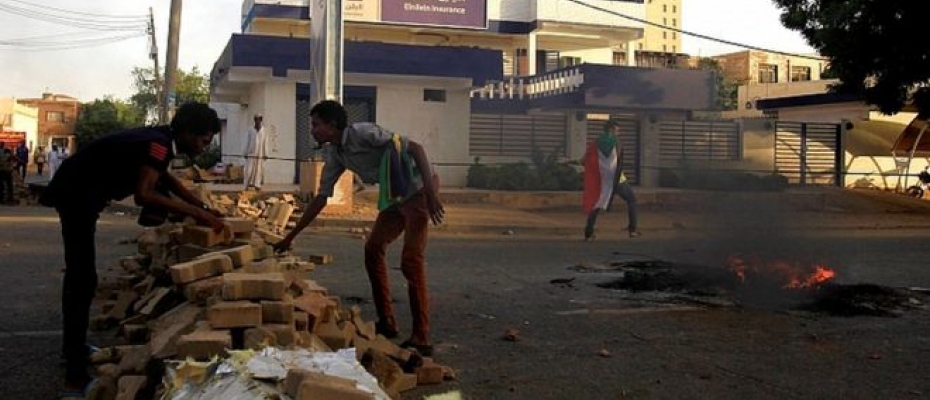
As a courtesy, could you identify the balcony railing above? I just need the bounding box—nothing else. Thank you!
[471,66,584,100]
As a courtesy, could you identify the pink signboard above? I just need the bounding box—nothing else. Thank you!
[381,0,487,29]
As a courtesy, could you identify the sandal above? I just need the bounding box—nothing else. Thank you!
[375,321,399,339]
[400,340,434,357]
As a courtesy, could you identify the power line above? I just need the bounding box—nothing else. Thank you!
[0,1,146,31]
[3,0,146,20]
[564,0,826,61]
[0,32,144,51]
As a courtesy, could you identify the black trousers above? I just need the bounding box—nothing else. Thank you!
[0,171,12,202]
[57,208,99,381]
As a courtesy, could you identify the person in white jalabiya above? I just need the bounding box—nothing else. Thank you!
[48,145,64,179]
[243,114,267,190]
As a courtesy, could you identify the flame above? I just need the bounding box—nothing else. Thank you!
[727,256,836,289]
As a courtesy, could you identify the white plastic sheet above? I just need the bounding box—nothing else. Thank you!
[161,347,389,400]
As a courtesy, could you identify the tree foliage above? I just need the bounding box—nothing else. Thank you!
[696,58,738,111]
[73,97,144,149]
[130,66,210,123]
[774,0,930,116]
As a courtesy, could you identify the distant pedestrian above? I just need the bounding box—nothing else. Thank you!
[15,141,28,180]
[0,145,14,203]
[34,145,46,176]
[48,145,62,179]
[582,119,640,240]
[243,114,267,190]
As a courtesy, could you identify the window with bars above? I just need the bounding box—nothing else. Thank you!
[790,66,811,82]
[758,63,778,83]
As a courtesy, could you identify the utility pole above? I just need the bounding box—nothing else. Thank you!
[148,7,164,124]
[161,0,182,124]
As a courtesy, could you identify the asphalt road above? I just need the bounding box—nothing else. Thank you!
[1,205,929,399]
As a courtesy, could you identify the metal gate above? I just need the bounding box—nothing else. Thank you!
[586,116,641,184]
[658,120,740,162]
[775,122,843,186]
[469,113,567,157]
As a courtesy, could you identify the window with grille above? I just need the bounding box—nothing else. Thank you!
[790,66,811,82]
[758,63,778,83]
[46,111,64,122]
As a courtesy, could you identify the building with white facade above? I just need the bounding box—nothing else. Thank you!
[210,0,715,187]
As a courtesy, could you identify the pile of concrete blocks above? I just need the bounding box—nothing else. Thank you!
[87,211,451,399]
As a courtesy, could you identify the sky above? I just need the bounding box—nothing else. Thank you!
[0,0,816,102]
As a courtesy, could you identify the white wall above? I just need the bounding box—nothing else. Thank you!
[347,74,473,186]
[777,103,869,124]
[561,47,614,64]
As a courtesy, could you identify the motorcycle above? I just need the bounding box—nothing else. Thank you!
[906,166,930,198]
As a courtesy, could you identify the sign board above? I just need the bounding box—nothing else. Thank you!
[381,0,487,29]
[343,0,379,22]
[0,131,25,147]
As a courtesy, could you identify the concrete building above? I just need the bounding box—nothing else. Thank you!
[611,0,685,68]
[714,50,829,87]
[17,93,81,154]
[0,99,39,151]
[210,0,715,187]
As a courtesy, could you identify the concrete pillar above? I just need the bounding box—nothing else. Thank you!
[258,81,297,185]
[639,114,661,187]
[626,41,636,67]
[528,31,538,75]
[567,111,589,161]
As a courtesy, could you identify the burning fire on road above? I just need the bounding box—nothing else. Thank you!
[585,256,926,317]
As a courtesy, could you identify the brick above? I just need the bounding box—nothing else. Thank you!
[416,358,443,385]
[297,374,374,400]
[244,326,277,349]
[386,373,418,397]
[169,254,234,284]
[222,217,255,234]
[87,375,118,400]
[222,272,286,301]
[207,300,262,329]
[261,300,295,324]
[263,323,298,347]
[294,311,309,331]
[107,291,139,321]
[181,225,233,248]
[244,258,281,274]
[96,363,121,378]
[175,243,213,263]
[198,245,253,268]
[182,276,224,304]
[306,253,334,265]
[252,243,274,261]
[120,324,149,344]
[148,303,203,359]
[117,345,150,375]
[115,375,147,400]
[177,330,231,360]
[132,276,155,297]
[118,255,145,274]
[297,332,331,352]
[137,287,176,317]
[315,318,354,350]
[283,369,317,399]
[361,348,408,398]
[255,228,285,245]
[292,293,335,332]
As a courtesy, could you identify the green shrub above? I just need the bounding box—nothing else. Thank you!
[466,148,582,191]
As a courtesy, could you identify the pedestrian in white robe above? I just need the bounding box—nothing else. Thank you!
[243,114,267,190]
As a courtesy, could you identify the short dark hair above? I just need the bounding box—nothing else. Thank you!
[310,100,348,131]
[171,102,221,136]
[604,119,622,131]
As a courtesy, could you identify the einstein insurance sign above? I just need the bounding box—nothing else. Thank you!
[344,0,487,29]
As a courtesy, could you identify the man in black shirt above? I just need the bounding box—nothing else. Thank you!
[41,102,227,394]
